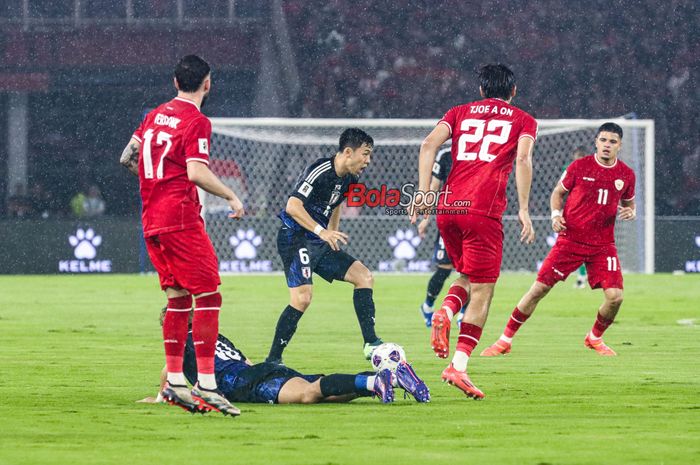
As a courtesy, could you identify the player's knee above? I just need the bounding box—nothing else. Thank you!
[531,282,551,300]
[359,269,374,288]
[294,294,313,311]
[606,289,623,307]
[349,263,373,288]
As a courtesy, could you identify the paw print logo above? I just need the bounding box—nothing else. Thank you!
[229,229,262,259]
[546,233,558,247]
[68,228,102,259]
[388,229,421,260]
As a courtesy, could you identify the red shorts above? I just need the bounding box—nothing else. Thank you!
[436,213,503,283]
[537,237,623,289]
[145,225,221,295]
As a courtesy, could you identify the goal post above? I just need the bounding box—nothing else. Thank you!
[204,118,654,274]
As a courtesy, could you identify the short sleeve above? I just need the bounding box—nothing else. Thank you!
[289,159,333,203]
[518,114,538,142]
[560,161,577,191]
[438,107,457,135]
[184,117,212,165]
[622,170,636,201]
[131,116,146,143]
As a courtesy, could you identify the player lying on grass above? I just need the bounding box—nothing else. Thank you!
[481,122,636,357]
[139,309,430,407]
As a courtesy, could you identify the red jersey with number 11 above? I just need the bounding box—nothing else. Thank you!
[559,154,636,246]
[132,97,211,238]
[438,98,537,219]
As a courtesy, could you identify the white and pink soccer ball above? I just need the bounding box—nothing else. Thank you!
[370,343,406,373]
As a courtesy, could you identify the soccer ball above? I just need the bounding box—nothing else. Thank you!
[370,343,406,372]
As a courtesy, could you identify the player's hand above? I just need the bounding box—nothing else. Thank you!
[518,209,535,244]
[552,215,566,232]
[319,229,349,251]
[618,205,636,221]
[409,195,429,225]
[417,218,430,239]
[227,196,245,220]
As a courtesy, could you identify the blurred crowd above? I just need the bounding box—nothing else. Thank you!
[2,0,697,218]
[284,0,698,214]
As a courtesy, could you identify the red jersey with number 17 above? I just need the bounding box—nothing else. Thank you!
[438,98,538,219]
[132,97,211,238]
[559,154,636,246]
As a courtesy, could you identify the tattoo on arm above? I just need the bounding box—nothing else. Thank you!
[120,141,140,176]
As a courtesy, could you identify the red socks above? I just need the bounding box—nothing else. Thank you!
[163,295,192,375]
[192,293,221,374]
[456,322,483,356]
[591,312,613,338]
[504,307,531,338]
[441,284,469,318]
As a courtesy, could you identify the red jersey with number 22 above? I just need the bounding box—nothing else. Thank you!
[132,97,211,238]
[559,155,636,246]
[438,98,538,219]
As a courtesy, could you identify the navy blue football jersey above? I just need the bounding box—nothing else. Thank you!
[183,331,250,388]
[278,155,358,241]
[432,147,452,182]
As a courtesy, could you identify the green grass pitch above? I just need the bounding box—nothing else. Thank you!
[1,273,698,465]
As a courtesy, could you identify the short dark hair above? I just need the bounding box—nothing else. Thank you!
[339,128,374,152]
[174,55,211,92]
[479,64,516,100]
[596,122,623,139]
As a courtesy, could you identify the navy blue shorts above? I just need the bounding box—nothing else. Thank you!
[432,231,453,266]
[277,226,357,288]
[222,362,322,404]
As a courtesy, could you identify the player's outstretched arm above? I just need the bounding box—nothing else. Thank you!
[136,365,167,403]
[187,161,245,219]
[119,138,141,176]
[412,124,450,223]
[550,183,568,232]
[618,199,636,221]
[286,197,348,251]
[515,137,536,243]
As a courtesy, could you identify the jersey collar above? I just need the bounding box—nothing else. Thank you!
[174,96,201,111]
[594,154,618,168]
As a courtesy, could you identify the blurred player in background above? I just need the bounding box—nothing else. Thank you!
[416,147,465,327]
[413,64,537,398]
[481,123,636,357]
[267,128,384,365]
[571,146,588,288]
[138,308,429,405]
[120,55,245,416]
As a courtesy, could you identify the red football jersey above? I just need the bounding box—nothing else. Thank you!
[132,97,211,237]
[558,155,636,246]
[437,98,538,219]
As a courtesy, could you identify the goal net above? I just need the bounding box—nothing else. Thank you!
[204,118,654,274]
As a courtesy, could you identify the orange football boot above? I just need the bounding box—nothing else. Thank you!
[441,364,485,399]
[480,339,512,356]
[584,334,617,356]
[430,309,451,358]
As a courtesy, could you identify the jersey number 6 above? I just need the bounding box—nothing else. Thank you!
[456,119,512,162]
